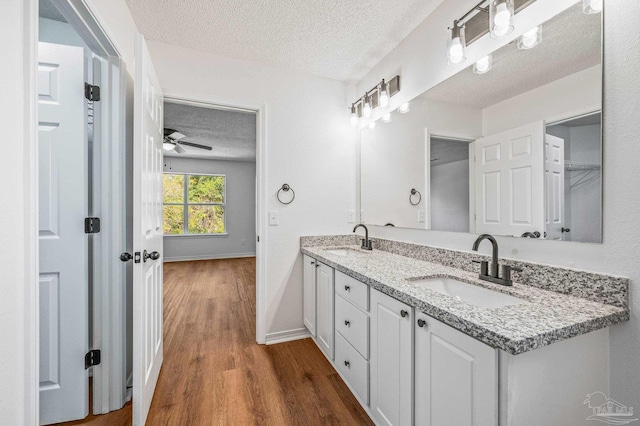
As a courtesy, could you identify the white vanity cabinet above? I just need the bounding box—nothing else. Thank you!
[303,255,316,337]
[303,255,334,359]
[370,289,413,426]
[414,311,498,426]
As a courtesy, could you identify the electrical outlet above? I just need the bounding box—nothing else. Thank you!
[418,210,426,223]
[269,211,279,226]
[347,210,356,223]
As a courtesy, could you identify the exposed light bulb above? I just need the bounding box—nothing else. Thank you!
[363,95,372,118]
[583,0,602,14]
[490,0,514,39]
[518,26,542,50]
[368,120,376,129]
[448,23,466,65]
[399,102,410,114]
[350,104,358,126]
[382,112,392,123]
[379,81,389,108]
[473,55,492,74]
[163,141,176,151]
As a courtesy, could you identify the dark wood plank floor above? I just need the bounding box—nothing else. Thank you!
[59,258,372,425]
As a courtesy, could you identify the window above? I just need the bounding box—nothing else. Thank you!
[163,173,226,235]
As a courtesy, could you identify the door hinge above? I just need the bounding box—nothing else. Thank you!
[257,235,260,242]
[84,217,101,234]
[85,349,101,369]
[134,252,141,263]
[84,82,101,101]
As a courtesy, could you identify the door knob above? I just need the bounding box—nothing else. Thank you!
[143,250,160,262]
[119,252,133,262]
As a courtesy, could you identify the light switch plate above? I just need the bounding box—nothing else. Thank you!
[418,210,426,223]
[269,211,279,226]
[347,210,356,223]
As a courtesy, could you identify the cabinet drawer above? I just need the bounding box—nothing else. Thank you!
[335,294,369,359]
[335,332,369,405]
[335,271,369,311]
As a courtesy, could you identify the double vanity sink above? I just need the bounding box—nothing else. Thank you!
[301,235,629,426]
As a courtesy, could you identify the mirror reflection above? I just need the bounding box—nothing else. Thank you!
[360,2,602,243]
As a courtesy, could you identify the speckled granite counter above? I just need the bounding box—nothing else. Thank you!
[300,238,629,355]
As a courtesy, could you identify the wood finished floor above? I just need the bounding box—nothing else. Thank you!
[59,258,372,425]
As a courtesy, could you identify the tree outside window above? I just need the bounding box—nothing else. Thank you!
[163,173,226,235]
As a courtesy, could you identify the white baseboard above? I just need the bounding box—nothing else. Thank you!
[265,327,311,345]
[163,252,256,262]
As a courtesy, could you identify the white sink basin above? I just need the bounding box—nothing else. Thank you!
[409,277,527,309]
[324,248,369,257]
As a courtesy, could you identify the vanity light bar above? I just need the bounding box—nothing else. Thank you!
[350,75,401,123]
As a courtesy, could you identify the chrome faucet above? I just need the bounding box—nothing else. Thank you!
[471,234,522,286]
[353,224,373,250]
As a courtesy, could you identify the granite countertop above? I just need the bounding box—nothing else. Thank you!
[301,245,629,354]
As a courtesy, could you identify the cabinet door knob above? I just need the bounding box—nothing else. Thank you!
[344,320,350,327]
[417,319,427,328]
[344,360,350,368]
[400,310,409,318]
[311,261,315,265]
[344,285,350,291]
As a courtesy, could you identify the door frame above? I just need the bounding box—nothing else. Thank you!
[162,91,268,344]
[32,0,128,420]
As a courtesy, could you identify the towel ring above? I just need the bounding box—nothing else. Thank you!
[409,188,421,206]
[277,183,295,204]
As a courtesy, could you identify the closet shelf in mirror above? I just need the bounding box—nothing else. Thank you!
[564,161,601,171]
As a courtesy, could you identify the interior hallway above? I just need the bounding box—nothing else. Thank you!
[59,258,371,425]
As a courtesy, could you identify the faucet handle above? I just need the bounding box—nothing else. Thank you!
[501,264,523,285]
[472,259,489,276]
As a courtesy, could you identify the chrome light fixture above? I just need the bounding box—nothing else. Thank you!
[448,22,466,65]
[473,55,493,74]
[489,0,514,39]
[518,26,542,50]
[350,104,358,126]
[583,0,602,14]
[379,80,389,108]
[348,76,400,125]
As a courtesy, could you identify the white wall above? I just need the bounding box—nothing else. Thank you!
[146,40,356,335]
[356,0,640,406]
[162,157,257,261]
[430,160,470,233]
[482,65,601,136]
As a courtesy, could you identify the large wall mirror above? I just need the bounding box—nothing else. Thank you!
[360,1,602,243]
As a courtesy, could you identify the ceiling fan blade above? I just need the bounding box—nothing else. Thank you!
[177,140,213,150]
[174,144,186,153]
[164,128,186,140]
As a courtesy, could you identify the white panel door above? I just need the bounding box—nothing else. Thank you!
[38,42,88,425]
[303,255,317,337]
[415,312,497,426]
[474,121,545,237]
[370,289,413,426]
[316,262,334,360]
[133,34,164,426]
[545,134,565,240]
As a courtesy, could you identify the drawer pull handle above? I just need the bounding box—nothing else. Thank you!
[417,319,427,328]
[400,310,409,318]
[344,320,350,327]
[344,360,350,368]
[344,285,350,291]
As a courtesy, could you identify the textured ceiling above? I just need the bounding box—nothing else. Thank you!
[164,102,256,161]
[424,3,601,109]
[125,0,444,81]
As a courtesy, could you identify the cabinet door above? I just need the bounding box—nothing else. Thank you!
[316,262,334,360]
[370,289,413,426]
[415,312,497,426]
[303,255,317,337]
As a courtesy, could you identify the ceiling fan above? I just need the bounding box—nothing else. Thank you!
[163,128,213,153]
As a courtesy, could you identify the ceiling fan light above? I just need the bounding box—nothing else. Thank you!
[163,141,176,151]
